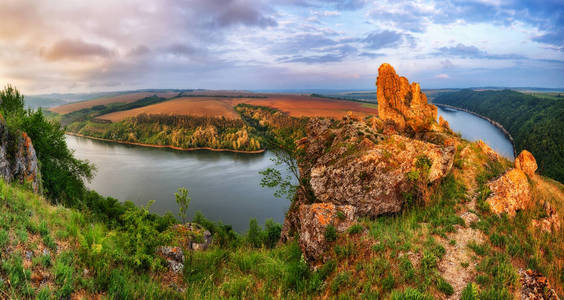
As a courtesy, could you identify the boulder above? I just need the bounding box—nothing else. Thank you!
[298,203,356,262]
[515,150,537,176]
[0,115,41,192]
[156,246,185,273]
[486,168,531,216]
[376,63,437,132]
[520,269,560,300]
[306,122,455,217]
[531,201,561,233]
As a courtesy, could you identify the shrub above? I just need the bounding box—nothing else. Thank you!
[347,224,363,235]
[461,283,478,300]
[263,219,282,248]
[436,277,454,295]
[247,218,263,248]
[325,224,337,242]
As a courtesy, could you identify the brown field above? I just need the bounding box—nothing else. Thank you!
[96,94,379,122]
[49,91,179,114]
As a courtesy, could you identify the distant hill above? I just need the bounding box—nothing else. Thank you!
[433,89,564,183]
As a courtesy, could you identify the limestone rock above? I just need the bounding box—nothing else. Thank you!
[531,201,561,233]
[376,63,437,132]
[520,269,560,300]
[298,203,356,262]
[486,168,531,216]
[0,115,41,192]
[304,120,454,217]
[515,150,537,176]
[171,223,213,251]
[157,246,185,273]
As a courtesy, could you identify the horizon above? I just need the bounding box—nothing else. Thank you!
[1,0,563,94]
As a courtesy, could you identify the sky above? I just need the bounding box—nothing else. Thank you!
[0,0,563,94]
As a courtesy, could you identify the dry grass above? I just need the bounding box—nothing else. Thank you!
[96,94,379,122]
[49,92,179,114]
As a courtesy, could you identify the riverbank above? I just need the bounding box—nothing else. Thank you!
[434,103,516,157]
[65,132,266,154]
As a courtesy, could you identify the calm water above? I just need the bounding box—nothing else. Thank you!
[66,135,288,231]
[437,106,515,159]
[66,107,514,231]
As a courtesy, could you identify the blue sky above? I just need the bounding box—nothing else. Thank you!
[0,0,562,93]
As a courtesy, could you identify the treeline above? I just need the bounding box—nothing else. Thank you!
[433,89,564,182]
[69,113,264,151]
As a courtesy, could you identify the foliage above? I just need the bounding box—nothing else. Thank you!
[325,224,337,242]
[68,113,263,151]
[175,187,190,224]
[434,89,564,182]
[0,85,95,206]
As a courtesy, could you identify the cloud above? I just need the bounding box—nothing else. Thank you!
[435,43,526,60]
[362,30,408,50]
[211,2,277,28]
[40,39,113,61]
[435,73,449,79]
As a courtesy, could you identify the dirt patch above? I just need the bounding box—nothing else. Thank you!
[438,199,485,299]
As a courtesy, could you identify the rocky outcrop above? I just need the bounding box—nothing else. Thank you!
[303,118,454,217]
[171,223,213,251]
[0,114,41,192]
[520,269,560,300]
[157,246,185,273]
[282,115,456,261]
[515,150,537,176]
[376,63,438,132]
[531,201,561,233]
[486,168,531,216]
[485,150,540,216]
[298,203,356,262]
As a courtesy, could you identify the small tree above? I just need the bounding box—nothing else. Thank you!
[175,187,191,224]
[0,84,25,116]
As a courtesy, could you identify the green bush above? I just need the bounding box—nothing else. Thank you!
[325,224,337,242]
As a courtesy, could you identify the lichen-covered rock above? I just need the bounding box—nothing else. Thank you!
[376,63,437,132]
[520,269,560,300]
[486,168,531,216]
[298,203,356,262]
[171,223,213,251]
[515,150,537,177]
[0,115,41,192]
[156,246,184,273]
[531,201,561,233]
[304,120,454,217]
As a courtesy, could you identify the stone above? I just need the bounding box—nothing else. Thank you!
[486,168,531,216]
[531,201,561,233]
[298,203,356,262]
[520,269,560,299]
[376,63,438,132]
[0,115,41,193]
[515,150,537,176]
[156,246,185,274]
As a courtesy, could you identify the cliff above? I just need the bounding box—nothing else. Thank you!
[0,113,41,192]
[376,63,438,132]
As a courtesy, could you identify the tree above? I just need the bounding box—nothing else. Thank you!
[260,126,312,202]
[0,85,95,205]
[0,84,25,116]
[175,187,191,224]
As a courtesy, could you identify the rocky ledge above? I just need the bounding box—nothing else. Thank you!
[0,114,41,192]
[282,63,457,263]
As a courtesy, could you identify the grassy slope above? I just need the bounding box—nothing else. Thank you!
[1,137,562,298]
[433,89,564,183]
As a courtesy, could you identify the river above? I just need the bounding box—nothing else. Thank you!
[66,106,514,231]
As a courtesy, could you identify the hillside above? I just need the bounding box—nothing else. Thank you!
[1,65,563,299]
[433,89,564,183]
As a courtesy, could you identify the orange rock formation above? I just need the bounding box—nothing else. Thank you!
[376,63,438,131]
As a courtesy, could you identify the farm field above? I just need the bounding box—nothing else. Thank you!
[95,93,379,122]
[49,91,179,114]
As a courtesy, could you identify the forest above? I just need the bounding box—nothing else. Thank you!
[433,89,564,183]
